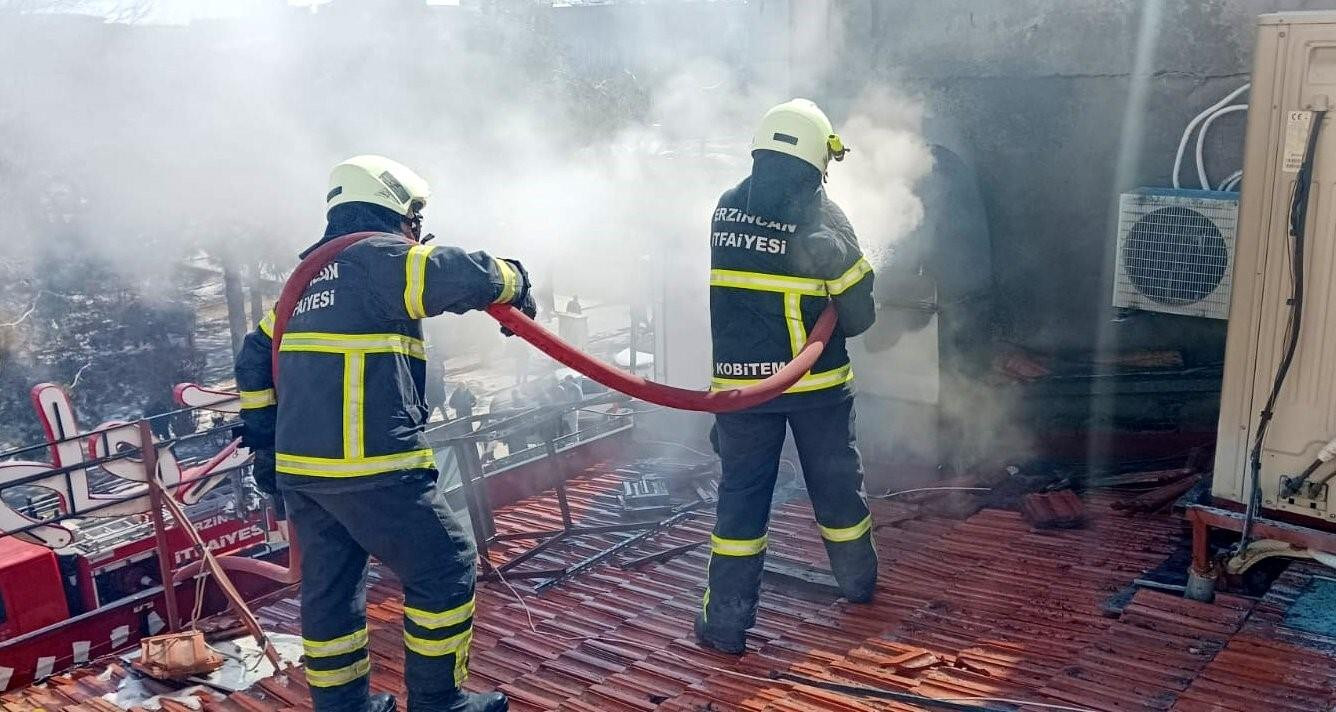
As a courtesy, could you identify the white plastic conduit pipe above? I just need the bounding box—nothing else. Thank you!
[1173,83,1249,189]
[1217,169,1244,192]
[1196,104,1248,189]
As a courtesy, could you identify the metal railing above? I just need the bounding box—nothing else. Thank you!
[0,418,255,542]
[424,389,656,587]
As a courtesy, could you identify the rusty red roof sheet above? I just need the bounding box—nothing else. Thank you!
[4,466,1335,712]
[1019,489,1087,529]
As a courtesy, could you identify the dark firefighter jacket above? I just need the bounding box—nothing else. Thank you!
[710,150,876,412]
[235,231,527,492]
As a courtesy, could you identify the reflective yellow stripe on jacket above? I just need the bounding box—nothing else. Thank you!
[783,292,807,357]
[343,353,365,460]
[258,309,276,338]
[710,269,826,296]
[404,244,435,319]
[711,269,822,361]
[276,449,436,478]
[239,388,276,410]
[277,332,426,475]
[710,364,853,395]
[710,261,870,370]
[827,258,873,295]
[709,258,872,298]
[279,332,426,359]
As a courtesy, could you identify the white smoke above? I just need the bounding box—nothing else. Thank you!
[0,2,944,457]
[828,87,935,267]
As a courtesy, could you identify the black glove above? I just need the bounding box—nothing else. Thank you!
[499,258,538,337]
[515,290,537,320]
[251,449,277,496]
[234,420,276,451]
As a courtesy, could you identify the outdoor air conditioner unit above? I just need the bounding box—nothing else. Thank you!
[1112,188,1239,319]
[1214,10,1336,525]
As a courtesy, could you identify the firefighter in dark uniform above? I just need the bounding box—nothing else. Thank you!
[236,155,529,712]
[697,100,878,654]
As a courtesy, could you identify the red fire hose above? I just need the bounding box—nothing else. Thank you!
[234,232,836,585]
[270,231,836,412]
[241,233,833,582]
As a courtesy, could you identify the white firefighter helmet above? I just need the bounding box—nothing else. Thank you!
[326,155,430,217]
[751,99,849,174]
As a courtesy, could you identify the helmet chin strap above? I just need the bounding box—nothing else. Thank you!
[404,208,432,243]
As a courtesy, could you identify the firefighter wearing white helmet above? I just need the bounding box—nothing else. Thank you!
[696,100,876,655]
[327,154,433,240]
[751,98,850,176]
[236,155,526,712]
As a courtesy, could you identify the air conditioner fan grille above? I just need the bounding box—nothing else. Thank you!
[1122,205,1230,306]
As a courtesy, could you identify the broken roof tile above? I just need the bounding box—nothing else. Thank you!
[8,462,1336,712]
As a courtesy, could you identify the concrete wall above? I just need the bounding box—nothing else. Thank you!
[825,0,1333,361]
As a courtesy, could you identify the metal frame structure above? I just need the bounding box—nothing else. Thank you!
[0,399,296,688]
[1187,503,1336,573]
[429,391,700,590]
[0,419,273,622]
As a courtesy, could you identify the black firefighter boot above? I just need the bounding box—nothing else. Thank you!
[410,690,508,712]
[371,693,398,712]
[825,536,878,604]
[694,613,746,655]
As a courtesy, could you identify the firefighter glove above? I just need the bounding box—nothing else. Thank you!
[500,258,538,336]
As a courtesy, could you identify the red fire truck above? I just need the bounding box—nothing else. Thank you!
[0,378,634,691]
[0,384,289,691]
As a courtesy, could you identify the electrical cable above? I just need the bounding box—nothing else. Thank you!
[1195,104,1248,189]
[1173,84,1249,189]
[636,439,715,460]
[1217,169,1244,192]
[874,486,992,499]
[578,406,658,417]
[1240,108,1326,550]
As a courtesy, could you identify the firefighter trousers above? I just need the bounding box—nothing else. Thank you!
[702,397,877,636]
[283,471,477,712]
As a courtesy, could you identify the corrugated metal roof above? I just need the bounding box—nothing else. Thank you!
[5,465,1335,711]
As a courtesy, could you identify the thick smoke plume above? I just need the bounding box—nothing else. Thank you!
[0,2,952,463]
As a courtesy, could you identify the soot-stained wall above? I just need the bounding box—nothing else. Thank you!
[824,0,1332,362]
